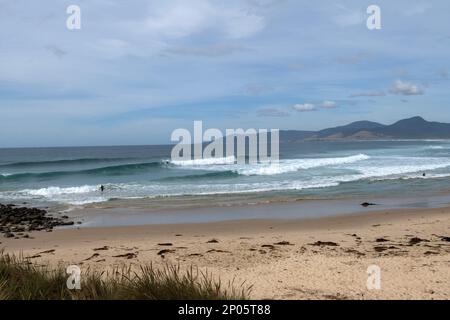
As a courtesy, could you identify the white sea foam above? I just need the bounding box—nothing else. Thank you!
[171,154,370,176]
[66,198,107,206]
[370,172,450,181]
[0,185,108,206]
[171,156,236,166]
[237,154,370,176]
[354,160,450,179]
[25,185,98,197]
[189,180,342,195]
[2,165,449,205]
[2,152,450,206]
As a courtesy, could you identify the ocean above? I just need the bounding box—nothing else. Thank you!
[1,140,450,212]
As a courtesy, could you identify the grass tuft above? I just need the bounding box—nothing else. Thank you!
[0,252,251,300]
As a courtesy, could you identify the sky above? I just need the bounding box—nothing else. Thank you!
[0,0,449,147]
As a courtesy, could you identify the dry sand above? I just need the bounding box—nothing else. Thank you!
[1,206,449,300]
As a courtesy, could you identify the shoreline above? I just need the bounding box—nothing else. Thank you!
[2,205,449,299]
[68,192,450,228]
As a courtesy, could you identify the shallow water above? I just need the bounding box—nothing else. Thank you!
[70,193,450,227]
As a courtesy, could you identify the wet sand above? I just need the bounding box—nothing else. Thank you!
[2,206,450,300]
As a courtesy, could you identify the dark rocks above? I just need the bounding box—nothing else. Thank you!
[344,248,365,256]
[206,239,219,243]
[309,241,339,247]
[374,246,398,252]
[93,246,109,251]
[409,237,429,246]
[188,253,203,257]
[0,203,74,239]
[206,249,230,253]
[274,241,294,246]
[84,253,100,261]
[157,249,175,257]
[38,249,55,254]
[113,253,137,259]
[59,221,75,226]
[361,202,377,207]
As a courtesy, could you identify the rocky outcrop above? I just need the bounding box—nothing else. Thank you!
[0,203,73,239]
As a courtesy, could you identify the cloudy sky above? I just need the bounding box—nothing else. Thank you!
[0,0,449,147]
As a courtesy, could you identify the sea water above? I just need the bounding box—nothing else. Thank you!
[1,140,450,210]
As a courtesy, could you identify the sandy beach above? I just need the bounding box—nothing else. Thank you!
[1,205,449,300]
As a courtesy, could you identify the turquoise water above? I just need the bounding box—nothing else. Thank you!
[1,140,450,209]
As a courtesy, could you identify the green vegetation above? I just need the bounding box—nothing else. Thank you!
[0,252,250,300]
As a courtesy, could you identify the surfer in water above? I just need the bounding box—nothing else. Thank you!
[100,185,105,192]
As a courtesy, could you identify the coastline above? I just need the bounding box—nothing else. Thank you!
[2,204,449,299]
[65,192,450,227]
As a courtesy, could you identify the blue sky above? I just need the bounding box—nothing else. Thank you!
[0,0,449,147]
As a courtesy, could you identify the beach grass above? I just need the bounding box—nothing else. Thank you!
[0,252,250,300]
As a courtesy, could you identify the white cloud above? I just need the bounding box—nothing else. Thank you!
[1,1,449,147]
[145,1,213,38]
[320,100,337,108]
[293,103,316,112]
[390,80,425,96]
[222,8,265,39]
[144,0,265,39]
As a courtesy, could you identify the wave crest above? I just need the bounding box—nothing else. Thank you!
[170,156,236,166]
[0,161,163,181]
[237,154,370,176]
[0,157,135,168]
